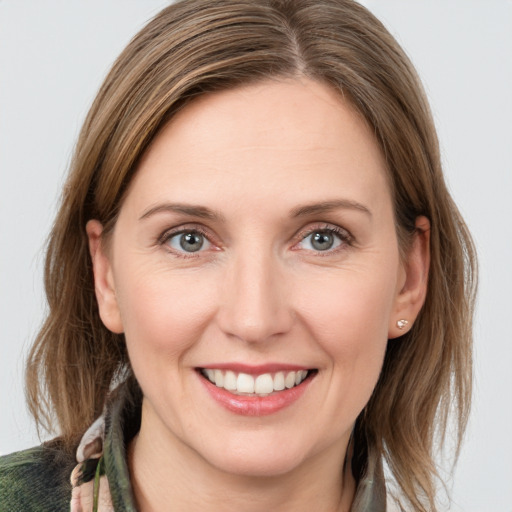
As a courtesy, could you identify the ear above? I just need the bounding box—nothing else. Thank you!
[388,216,430,339]
[86,220,124,334]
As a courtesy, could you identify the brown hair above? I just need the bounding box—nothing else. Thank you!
[26,1,476,510]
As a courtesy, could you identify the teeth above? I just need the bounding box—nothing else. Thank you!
[214,369,224,387]
[285,372,296,389]
[237,373,255,393]
[202,369,310,395]
[273,372,285,391]
[295,370,307,385]
[224,370,237,391]
[254,374,274,394]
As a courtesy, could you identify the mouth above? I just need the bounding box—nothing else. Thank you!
[198,367,317,397]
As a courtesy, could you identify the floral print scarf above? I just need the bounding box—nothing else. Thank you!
[70,415,114,512]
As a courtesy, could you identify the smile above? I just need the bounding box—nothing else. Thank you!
[200,368,311,396]
[197,365,316,416]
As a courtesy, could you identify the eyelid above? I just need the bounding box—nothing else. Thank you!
[292,223,354,253]
[158,224,206,244]
[157,223,220,256]
[156,221,353,258]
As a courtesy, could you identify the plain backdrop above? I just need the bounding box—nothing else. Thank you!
[1,1,511,511]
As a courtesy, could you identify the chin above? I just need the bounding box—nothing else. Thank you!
[193,432,313,478]
[210,451,306,478]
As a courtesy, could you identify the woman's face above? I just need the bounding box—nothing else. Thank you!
[89,79,426,477]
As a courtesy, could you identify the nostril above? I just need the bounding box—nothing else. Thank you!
[216,268,294,343]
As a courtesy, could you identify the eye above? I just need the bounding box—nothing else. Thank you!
[165,230,211,254]
[296,226,349,253]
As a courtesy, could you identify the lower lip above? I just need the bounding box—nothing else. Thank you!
[198,373,313,416]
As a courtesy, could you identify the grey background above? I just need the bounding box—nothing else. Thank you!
[1,1,511,510]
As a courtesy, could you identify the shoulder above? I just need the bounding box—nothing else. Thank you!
[0,441,75,511]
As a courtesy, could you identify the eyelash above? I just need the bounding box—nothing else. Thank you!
[158,225,214,259]
[294,224,354,255]
[157,223,354,259]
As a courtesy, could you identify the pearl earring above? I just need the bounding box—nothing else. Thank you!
[396,319,409,330]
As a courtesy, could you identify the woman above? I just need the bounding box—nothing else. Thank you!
[0,0,476,511]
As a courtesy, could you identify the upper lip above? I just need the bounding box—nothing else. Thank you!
[196,363,313,375]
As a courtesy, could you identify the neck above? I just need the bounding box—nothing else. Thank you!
[128,407,356,512]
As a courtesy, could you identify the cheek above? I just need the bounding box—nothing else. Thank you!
[296,271,395,425]
[300,266,395,332]
[114,264,219,363]
[295,266,396,376]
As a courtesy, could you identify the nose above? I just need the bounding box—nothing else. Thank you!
[216,249,294,344]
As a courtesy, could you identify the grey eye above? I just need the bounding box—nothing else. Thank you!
[311,232,334,251]
[168,231,210,253]
[299,229,343,252]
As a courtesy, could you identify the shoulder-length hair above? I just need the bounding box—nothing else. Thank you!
[26,1,476,510]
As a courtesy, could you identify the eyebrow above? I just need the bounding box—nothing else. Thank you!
[139,198,372,222]
[290,199,372,218]
[139,203,226,222]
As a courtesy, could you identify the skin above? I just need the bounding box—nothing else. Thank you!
[87,79,430,512]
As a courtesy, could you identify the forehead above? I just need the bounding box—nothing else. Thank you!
[126,78,390,217]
